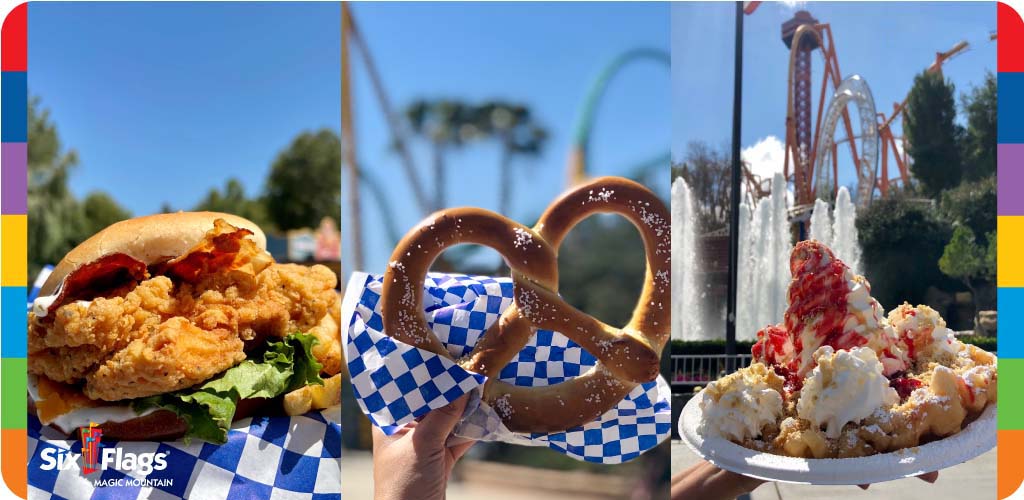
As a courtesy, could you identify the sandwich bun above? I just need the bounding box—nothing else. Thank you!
[40,211,266,296]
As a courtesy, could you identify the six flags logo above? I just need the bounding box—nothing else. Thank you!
[38,422,169,476]
[80,422,103,474]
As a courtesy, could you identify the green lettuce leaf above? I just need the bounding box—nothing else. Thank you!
[132,332,324,444]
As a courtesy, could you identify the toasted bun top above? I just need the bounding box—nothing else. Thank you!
[40,212,267,295]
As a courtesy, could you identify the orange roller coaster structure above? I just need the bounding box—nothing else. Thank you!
[781,10,971,207]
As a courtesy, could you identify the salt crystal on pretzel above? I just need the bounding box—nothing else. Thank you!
[381,176,671,433]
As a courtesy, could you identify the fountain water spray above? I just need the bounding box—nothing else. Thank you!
[671,177,707,340]
[673,173,862,341]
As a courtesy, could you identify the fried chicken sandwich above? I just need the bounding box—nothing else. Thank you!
[28,212,342,443]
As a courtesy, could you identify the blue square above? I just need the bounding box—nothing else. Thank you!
[2,287,27,357]
[348,355,367,378]
[374,337,397,357]
[419,380,441,404]
[366,313,383,332]
[351,330,375,353]
[394,371,417,392]
[531,362,548,379]
[564,363,581,377]
[486,295,503,313]
[226,473,273,499]
[363,391,386,412]
[275,449,321,492]
[447,326,468,347]
[322,423,342,459]
[1,72,27,142]
[199,436,244,472]
[313,494,341,500]
[583,428,602,445]
[424,356,446,378]
[146,444,197,497]
[401,348,425,369]
[441,385,466,402]
[385,397,412,421]
[618,424,638,439]
[602,441,621,457]
[370,366,395,387]
[468,311,487,330]
[253,415,290,447]
[27,444,61,492]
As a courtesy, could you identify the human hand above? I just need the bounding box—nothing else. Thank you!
[371,394,475,500]
[671,461,765,500]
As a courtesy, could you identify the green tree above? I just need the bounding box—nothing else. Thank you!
[672,141,731,234]
[961,72,997,182]
[27,96,85,278]
[938,225,994,316]
[904,72,963,197]
[27,96,131,278]
[856,195,953,309]
[405,99,486,211]
[472,102,548,216]
[80,192,131,237]
[939,175,996,237]
[264,129,341,231]
[194,178,273,230]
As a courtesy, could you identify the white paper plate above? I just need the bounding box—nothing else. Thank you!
[679,392,996,485]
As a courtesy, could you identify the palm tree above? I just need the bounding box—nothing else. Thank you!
[473,101,548,216]
[405,99,485,211]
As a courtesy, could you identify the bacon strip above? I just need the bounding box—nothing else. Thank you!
[45,253,148,317]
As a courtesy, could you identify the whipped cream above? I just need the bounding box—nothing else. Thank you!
[698,363,784,441]
[797,346,899,439]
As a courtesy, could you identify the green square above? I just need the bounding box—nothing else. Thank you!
[999,358,1024,430]
[1,358,26,429]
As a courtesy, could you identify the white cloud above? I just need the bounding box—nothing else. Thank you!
[742,136,786,179]
[742,136,794,206]
[780,0,807,9]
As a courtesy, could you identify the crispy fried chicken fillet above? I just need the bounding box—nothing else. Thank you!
[27,212,341,440]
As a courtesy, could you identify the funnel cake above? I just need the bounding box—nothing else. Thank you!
[700,240,996,459]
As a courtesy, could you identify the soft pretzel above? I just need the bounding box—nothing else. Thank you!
[381,177,670,433]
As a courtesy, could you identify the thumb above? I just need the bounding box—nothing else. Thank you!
[412,394,470,447]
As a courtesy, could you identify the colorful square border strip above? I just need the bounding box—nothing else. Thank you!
[1000,2,1024,498]
[0,1,1021,499]
[1,2,27,499]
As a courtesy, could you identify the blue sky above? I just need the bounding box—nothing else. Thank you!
[673,2,996,191]
[346,2,669,274]
[28,2,340,214]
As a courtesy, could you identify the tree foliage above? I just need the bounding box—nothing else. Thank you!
[671,141,731,234]
[856,195,952,308]
[961,72,997,182]
[27,96,130,278]
[194,178,273,230]
[264,129,341,231]
[904,72,963,197]
[939,175,996,237]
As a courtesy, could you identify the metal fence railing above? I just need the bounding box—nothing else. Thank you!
[669,354,752,388]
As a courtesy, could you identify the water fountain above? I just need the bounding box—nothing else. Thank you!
[673,173,863,341]
[671,178,707,340]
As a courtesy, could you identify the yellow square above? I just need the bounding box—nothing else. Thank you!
[1,215,27,287]
[999,216,1024,288]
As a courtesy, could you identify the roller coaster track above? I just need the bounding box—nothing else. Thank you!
[812,75,879,207]
[566,48,671,187]
[784,22,861,207]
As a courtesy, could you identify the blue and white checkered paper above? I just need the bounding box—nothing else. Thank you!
[25,268,342,500]
[27,409,341,500]
[342,272,671,464]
